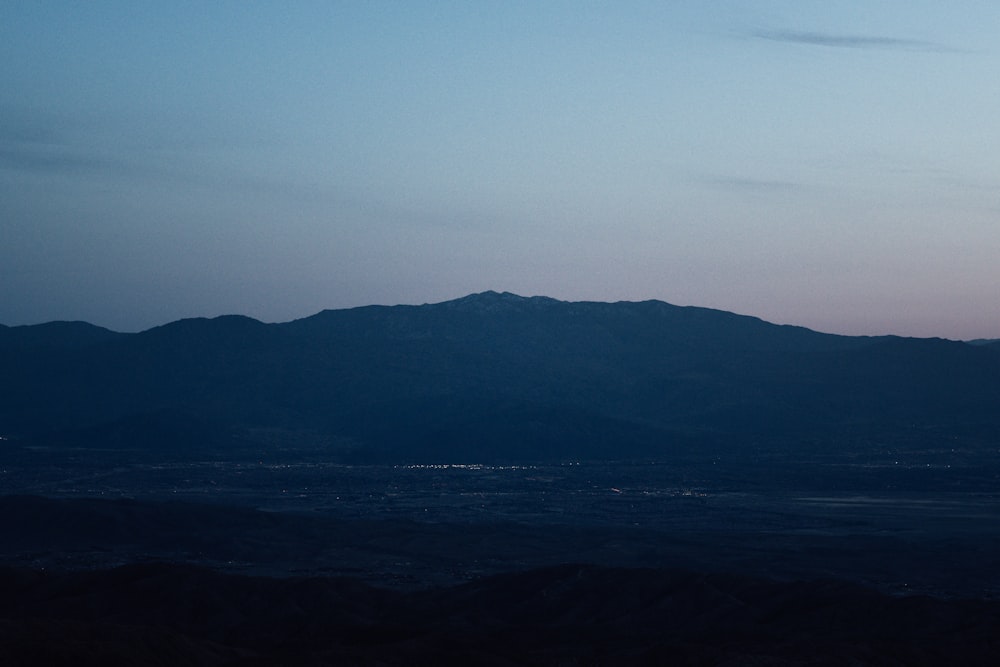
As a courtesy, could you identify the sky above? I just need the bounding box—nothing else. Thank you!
[2,1,998,339]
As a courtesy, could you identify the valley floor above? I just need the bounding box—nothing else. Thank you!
[2,448,1000,664]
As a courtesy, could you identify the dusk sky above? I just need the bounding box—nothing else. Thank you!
[3,1,998,339]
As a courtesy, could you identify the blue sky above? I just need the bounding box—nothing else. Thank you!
[2,1,998,338]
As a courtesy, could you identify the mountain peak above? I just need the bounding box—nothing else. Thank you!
[442,291,561,311]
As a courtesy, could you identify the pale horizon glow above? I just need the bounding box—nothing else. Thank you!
[3,2,998,340]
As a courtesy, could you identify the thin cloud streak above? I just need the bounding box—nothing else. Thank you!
[0,139,264,194]
[0,143,116,174]
[701,176,803,192]
[753,29,957,52]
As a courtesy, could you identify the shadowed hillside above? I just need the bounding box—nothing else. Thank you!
[2,560,999,666]
[3,292,999,462]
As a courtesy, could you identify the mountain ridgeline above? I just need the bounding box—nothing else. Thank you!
[3,292,999,462]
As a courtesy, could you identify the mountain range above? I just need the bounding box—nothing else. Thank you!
[3,291,999,462]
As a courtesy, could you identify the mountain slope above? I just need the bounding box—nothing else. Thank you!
[0,320,124,349]
[2,292,998,461]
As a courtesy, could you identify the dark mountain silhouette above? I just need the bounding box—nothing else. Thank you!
[3,291,999,462]
[967,338,1000,347]
[0,320,124,349]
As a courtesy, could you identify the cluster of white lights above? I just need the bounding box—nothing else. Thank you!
[396,463,534,471]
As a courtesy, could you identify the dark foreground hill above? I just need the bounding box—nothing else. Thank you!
[2,560,1000,666]
[3,480,1000,663]
[3,291,999,462]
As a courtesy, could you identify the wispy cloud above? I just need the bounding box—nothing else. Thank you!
[753,29,956,53]
[701,175,802,193]
[0,108,117,175]
[0,143,116,174]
